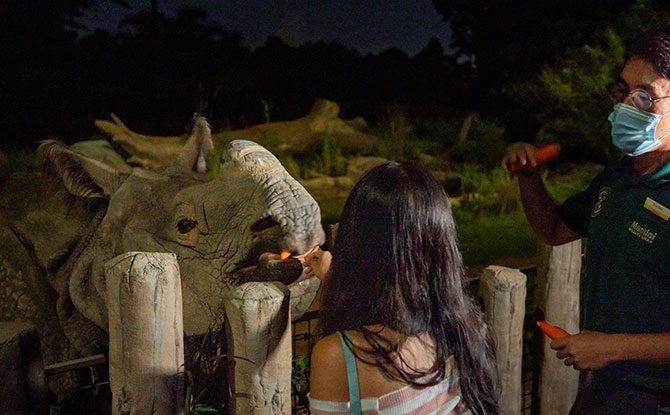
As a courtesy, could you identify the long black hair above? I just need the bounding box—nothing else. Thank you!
[318,162,498,415]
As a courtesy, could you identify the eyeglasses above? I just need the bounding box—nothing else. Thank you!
[606,83,670,111]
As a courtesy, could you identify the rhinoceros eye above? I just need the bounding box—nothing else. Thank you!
[177,219,197,234]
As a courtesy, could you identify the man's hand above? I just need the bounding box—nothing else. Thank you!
[551,330,620,371]
[502,142,540,173]
[301,247,332,281]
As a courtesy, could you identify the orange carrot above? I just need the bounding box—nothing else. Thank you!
[508,143,561,172]
[280,251,291,260]
[537,321,571,340]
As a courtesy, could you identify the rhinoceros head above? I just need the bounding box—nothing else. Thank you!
[39,117,324,352]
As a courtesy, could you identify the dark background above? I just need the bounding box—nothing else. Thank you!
[1,0,669,163]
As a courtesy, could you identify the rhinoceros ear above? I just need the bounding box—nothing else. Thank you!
[178,114,214,173]
[37,140,126,198]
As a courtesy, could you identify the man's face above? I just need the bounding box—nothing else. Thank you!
[619,58,670,148]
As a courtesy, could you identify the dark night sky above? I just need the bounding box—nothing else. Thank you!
[82,0,453,56]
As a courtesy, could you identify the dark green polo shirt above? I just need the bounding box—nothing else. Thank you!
[561,156,670,393]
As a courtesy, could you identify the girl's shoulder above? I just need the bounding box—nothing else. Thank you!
[310,332,350,402]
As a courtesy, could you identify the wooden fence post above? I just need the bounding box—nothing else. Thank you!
[0,321,46,415]
[224,281,291,415]
[479,265,526,415]
[535,241,581,415]
[106,251,185,415]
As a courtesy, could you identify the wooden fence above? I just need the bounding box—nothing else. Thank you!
[479,240,581,414]
[1,241,581,414]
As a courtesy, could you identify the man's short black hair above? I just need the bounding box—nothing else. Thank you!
[627,23,670,78]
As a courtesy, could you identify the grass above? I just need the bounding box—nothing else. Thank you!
[455,208,537,267]
[453,162,603,268]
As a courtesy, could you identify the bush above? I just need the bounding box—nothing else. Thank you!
[373,105,419,162]
[450,115,507,166]
[412,117,461,154]
[457,165,521,215]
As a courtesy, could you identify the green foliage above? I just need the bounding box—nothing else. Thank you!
[457,165,520,215]
[188,403,218,414]
[196,96,215,121]
[412,117,461,153]
[292,354,310,395]
[450,115,507,166]
[454,163,602,266]
[317,136,348,177]
[455,208,537,267]
[183,328,231,414]
[281,136,349,179]
[534,28,624,162]
[261,99,272,124]
[374,105,419,162]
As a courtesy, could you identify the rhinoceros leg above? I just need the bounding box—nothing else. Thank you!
[57,294,108,357]
[0,226,72,364]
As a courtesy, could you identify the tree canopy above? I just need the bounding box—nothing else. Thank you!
[433,0,670,161]
[2,0,670,164]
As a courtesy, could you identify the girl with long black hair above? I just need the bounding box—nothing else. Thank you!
[306,162,498,415]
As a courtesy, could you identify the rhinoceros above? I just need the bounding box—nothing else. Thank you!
[0,117,325,365]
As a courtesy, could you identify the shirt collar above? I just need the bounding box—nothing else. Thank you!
[617,156,670,187]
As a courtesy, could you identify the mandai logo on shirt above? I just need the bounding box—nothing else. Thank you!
[591,187,610,218]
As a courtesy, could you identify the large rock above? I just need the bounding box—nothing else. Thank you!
[346,157,389,182]
[300,176,355,219]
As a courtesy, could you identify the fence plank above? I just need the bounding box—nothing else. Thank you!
[535,241,581,415]
[105,251,185,415]
[479,265,526,415]
[224,281,291,415]
[0,321,46,415]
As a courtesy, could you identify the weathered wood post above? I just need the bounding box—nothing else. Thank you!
[0,321,46,415]
[479,265,526,415]
[106,252,185,415]
[535,241,581,415]
[224,281,291,415]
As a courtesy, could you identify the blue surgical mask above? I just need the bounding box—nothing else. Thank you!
[609,103,670,156]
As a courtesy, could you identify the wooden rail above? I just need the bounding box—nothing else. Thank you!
[44,354,106,376]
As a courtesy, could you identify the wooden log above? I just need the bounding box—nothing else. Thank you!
[479,265,526,415]
[224,282,291,415]
[0,321,46,415]
[535,241,581,415]
[105,252,185,415]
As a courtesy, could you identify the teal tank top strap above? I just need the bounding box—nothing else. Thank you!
[338,330,362,415]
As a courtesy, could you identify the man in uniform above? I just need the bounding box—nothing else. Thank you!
[502,25,670,413]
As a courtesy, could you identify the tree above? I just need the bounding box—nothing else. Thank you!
[0,0,130,146]
[432,0,670,159]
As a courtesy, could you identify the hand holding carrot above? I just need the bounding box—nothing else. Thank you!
[551,330,618,371]
[301,246,332,281]
[503,143,560,172]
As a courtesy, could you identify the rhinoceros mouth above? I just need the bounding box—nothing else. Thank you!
[233,251,304,286]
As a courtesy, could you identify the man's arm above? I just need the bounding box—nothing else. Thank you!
[551,331,670,370]
[502,142,581,245]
